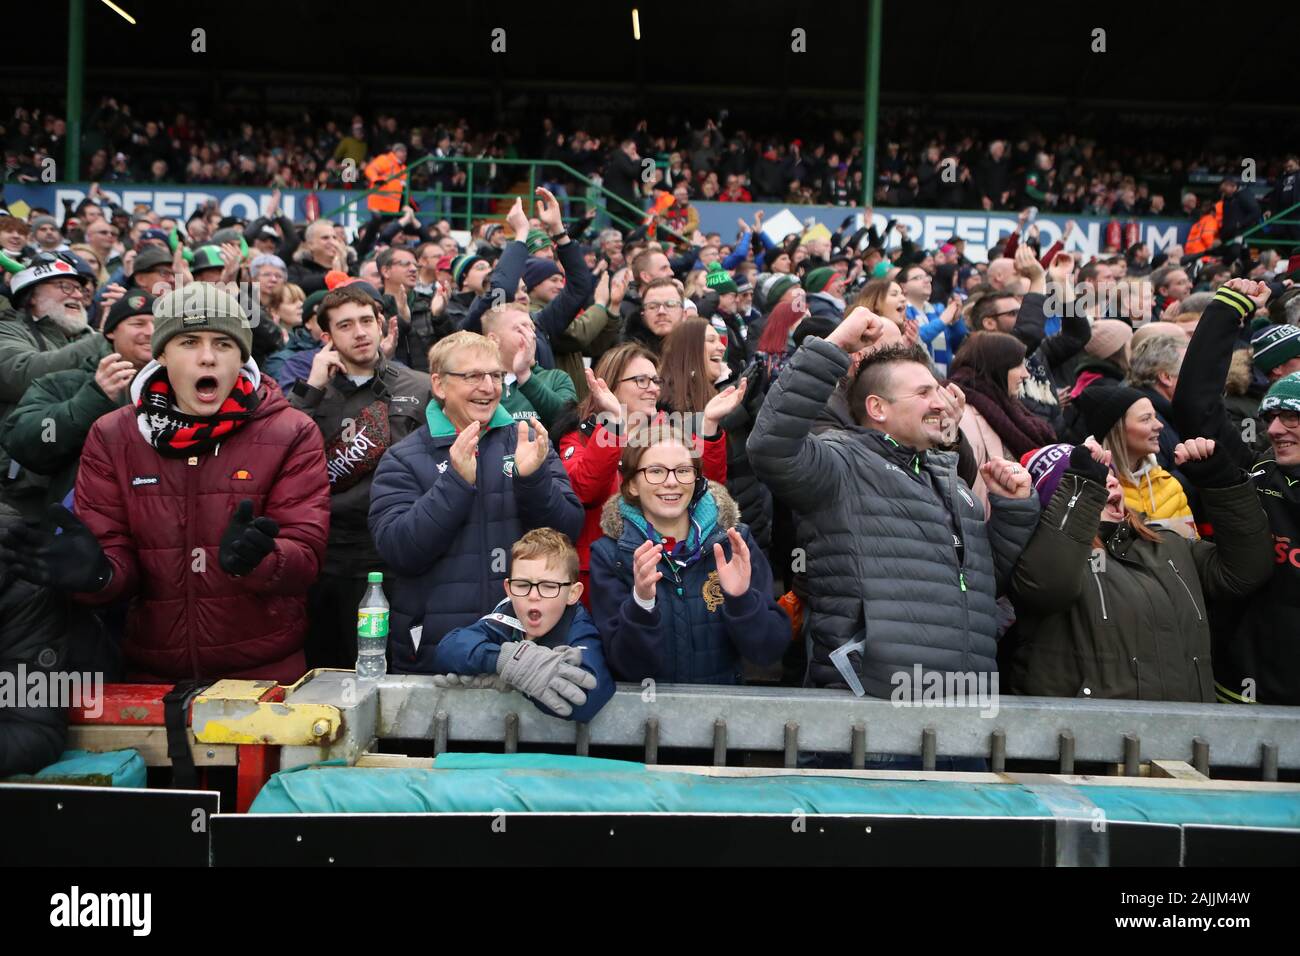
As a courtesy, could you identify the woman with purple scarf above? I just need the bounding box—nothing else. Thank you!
[949,331,1058,512]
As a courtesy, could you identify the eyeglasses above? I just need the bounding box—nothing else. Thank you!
[636,464,698,484]
[443,370,505,386]
[506,579,572,598]
[50,280,88,298]
[1262,410,1300,428]
[645,300,682,312]
[618,374,663,390]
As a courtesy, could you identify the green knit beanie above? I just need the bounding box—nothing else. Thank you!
[704,261,738,295]
[526,229,553,255]
[1261,371,1300,415]
[451,254,486,289]
[1252,323,1300,373]
[804,266,835,294]
[152,284,252,361]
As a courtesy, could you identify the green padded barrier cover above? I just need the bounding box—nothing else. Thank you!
[30,749,148,788]
[249,753,1300,828]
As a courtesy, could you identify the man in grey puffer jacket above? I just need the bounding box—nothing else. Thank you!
[749,307,1040,699]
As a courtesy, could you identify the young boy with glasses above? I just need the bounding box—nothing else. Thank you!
[432,528,613,721]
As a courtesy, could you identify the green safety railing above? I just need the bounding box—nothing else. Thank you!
[321,154,685,244]
[1233,199,1300,248]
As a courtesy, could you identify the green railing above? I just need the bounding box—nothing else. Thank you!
[322,154,684,244]
[1232,198,1300,249]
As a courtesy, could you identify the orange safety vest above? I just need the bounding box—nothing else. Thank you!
[363,152,407,214]
[1185,212,1219,255]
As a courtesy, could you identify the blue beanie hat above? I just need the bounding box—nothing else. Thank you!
[523,256,562,292]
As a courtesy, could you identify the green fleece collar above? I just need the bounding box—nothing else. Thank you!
[426,397,513,437]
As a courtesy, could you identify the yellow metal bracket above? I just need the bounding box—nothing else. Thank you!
[191,679,342,746]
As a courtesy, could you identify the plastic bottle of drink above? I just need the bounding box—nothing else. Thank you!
[356,571,389,680]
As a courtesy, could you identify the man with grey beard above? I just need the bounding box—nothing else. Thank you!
[0,253,109,516]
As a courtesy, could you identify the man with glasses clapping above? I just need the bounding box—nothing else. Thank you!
[368,330,583,673]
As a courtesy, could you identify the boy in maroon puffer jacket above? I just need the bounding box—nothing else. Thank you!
[1,284,330,684]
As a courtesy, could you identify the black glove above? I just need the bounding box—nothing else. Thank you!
[1065,444,1110,485]
[218,499,280,577]
[0,503,111,593]
[1177,446,1242,489]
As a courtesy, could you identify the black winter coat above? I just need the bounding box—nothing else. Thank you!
[1171,285,1300,704]
[0,502,68,775]
[720,361,772,552]
[289,360,431,577]
[603,150,644,214]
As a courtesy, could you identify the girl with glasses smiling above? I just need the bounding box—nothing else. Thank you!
[552,343,730,604]
[588,423,790,685]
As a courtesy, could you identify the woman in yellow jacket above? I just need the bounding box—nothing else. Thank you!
[1074,385,1197,538]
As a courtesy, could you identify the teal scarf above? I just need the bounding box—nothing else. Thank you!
[619,488,719,569]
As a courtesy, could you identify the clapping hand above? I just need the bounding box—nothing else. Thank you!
[609,269,630,308]
[712,527,752,597]
[380,316,400,359]
[534,187,564,235]
[632,539,664,603]
[584,367,622,419]
[449,420,481,485]
[94,352,137,402]
[513,420,550,478]
[1014,243,1045,282]
[702,379,748,436]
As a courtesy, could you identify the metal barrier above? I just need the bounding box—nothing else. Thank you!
[278,670,1300,780]
[319,154,679,241]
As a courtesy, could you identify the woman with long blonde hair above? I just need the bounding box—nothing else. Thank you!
[1074,385,1197,538]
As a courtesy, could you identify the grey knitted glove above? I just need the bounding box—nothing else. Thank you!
[495,641,597,717]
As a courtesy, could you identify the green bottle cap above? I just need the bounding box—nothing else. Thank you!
[368,571,383,583]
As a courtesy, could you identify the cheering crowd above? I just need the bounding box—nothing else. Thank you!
[1,149,1299,776]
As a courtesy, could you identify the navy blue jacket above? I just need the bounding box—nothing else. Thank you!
[589,482,791,684]
[368,400,584,672]
[433,598,615,722]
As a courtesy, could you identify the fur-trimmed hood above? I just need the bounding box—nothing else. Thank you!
[1226,348,1253,397]
[599,479,739,541]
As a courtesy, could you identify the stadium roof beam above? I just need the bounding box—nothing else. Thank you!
[863,0,882,209]
[66,0,84,181]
